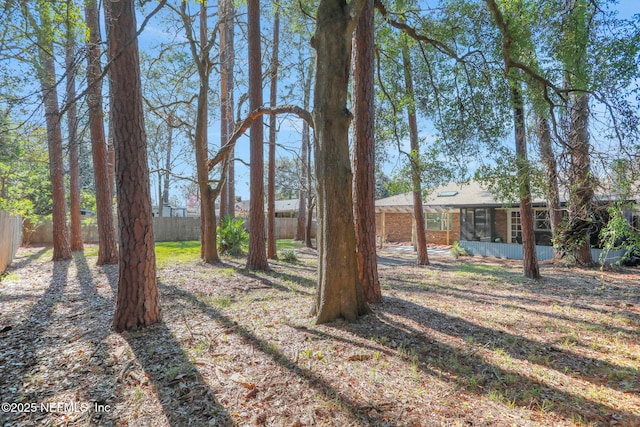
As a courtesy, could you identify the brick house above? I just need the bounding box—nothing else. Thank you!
[375,180,639,262]
[376,180,559,246]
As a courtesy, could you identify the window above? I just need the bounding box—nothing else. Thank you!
[425,212,452,231]
[437,191,458,197]
[534,209,551,231]
[511,209,552,244]
[461,208,493,240]
[510,211,522,243]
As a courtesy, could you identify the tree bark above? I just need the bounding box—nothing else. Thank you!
[559,0,594,266]
[513,86,540,279]
[486,0,540,278]
[36,6,72,262]
[296,65,313,242]
[162,112,174,208]
[85,0,118,265]
[312,0,369,323]
[65,21,83,252]
[107,122,116,203]
[219,0,235,219]
[306,197,315,248]
[535,114,562,246]
[567,93,594,265]
[267,7,280,260]
[246,0,269,270]
[295,120,308,241]
[175,1,220,263]
[107,0,161,332]
[401,36,428,266]
[352,0,381,303]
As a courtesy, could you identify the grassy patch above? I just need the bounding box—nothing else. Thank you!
[153,239,302,266]
[276,239,303,250]
[155,240,201,265]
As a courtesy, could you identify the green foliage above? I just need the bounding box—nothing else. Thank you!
[279,249,298,263]
[450,241,468,258]
[386,147,455,197]
[266,157,300,200]
[474,145,547,206]
[0,119,51,228]
[599,204,640,265]
[217,217,249,256]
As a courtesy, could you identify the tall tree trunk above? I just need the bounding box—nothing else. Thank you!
[219,0,235,219]
[103,1,116,206]
[246,0,269,270]
[312,0,369,323]
[352,0,380,303]
[486,0,541,278]
[559,0,594,266]
[535,114,562,245]
[85,0,118,265]
[306,198,315,248]
[513,86,540,279]
[296,65,313,242]
[107,121,116,202]
[295,122,308,241]
[157,171,163,217]
[267,7,280,260]
[107,0,160,331]
[195,1,219,263]
[401,36,428,266]
[35,7,72,262]
[65,15,83,252]
[567,93,594,265]
[162,112,174,207]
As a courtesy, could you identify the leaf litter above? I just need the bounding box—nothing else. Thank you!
[0,244,638,426]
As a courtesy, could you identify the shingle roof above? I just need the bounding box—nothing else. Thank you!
[375,180,549,212]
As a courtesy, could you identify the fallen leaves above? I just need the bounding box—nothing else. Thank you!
[1,245,639,427]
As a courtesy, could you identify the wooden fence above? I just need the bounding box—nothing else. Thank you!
[27,216,316,244]
[0,210,23,274]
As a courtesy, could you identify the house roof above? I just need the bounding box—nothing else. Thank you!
[375,181,549,213]
[235,198,300,213]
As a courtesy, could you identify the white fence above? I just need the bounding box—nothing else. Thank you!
[0,211,23,274]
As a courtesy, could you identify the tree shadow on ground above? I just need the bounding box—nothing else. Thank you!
[100,258,231,426]
[389,279,639,338]
[72,253,121,426]
[0,259,70,426]
[327,296,639,426]
[4,246,50,271]
[386,296,638,392]
[122,320,234,426]
[235,268,316,295]
[159,282,389,425]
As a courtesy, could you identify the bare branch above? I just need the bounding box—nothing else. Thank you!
[207,105,314,171]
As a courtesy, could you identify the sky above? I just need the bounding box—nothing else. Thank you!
[7,1,637,208]
[136,0,639,207]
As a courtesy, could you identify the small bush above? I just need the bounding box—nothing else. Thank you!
[280,249,298,263]
[450,241,468,258]
[217,217,248,256]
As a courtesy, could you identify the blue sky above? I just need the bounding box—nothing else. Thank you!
[9,1,636,207]
[138,0,639,205]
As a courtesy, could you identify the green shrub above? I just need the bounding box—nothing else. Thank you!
[450,241,468,258]
[280,249,298,263]
[217,217,248,256]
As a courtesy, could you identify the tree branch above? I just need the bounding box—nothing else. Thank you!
[207,105,314,171]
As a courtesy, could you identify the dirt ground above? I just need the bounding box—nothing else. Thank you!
[0,244,639,426]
